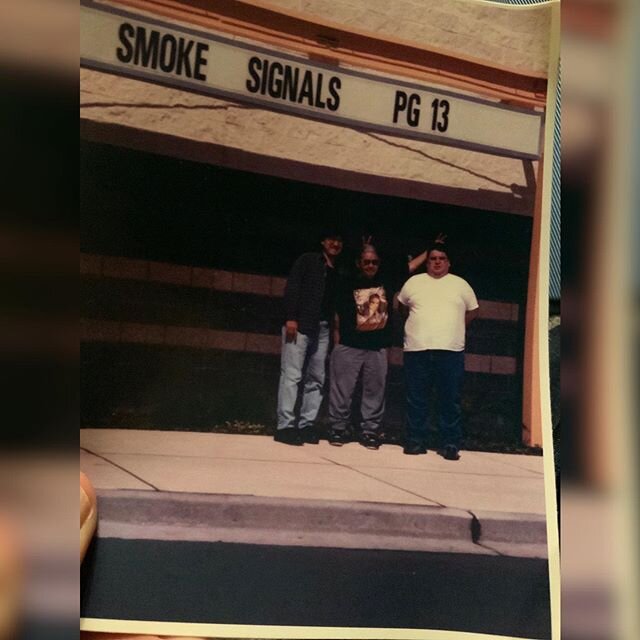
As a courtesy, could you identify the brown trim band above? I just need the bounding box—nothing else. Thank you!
[80,318,518,375]
[81,252,521,322]
[80,119,535,216]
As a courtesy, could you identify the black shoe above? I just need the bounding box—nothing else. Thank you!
[328,429,349,446]
[360,433,380,450]
[274,428,303,446]
[299,426,320,444]
[403,442,427,455]
[441,444,460,460]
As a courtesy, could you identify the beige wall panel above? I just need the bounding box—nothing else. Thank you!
[268,0,551,75]
[81,69,536,213]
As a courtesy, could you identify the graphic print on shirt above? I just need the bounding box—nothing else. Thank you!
[354,286,388,332]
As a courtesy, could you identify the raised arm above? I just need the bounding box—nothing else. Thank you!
[408,251,427,274]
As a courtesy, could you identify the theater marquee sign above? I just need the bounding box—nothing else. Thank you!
[81,1,544,159]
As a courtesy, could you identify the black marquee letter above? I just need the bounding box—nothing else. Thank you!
[159,34,177,73]
[246,56,262,93]
[282,65,299,102]
[116,23,134,63]
[268,62,284,98]
[393,91,408,123]
[134,27,159,68]
[194,42,208,81]
[327,76,341,111]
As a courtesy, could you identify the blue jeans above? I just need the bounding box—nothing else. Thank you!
[404,349,465,448]
[276,322,330,430]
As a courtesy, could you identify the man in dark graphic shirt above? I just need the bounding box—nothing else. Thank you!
[328,243,426,449]
[274,230,343,446]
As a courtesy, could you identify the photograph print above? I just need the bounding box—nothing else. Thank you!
[80,0,560,638]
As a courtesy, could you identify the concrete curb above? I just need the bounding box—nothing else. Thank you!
[470,509,549,558]
[96,490,548,559]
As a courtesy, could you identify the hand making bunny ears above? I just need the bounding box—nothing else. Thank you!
[434,232,448,244]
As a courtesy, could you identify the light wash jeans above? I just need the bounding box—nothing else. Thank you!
[276,322,330,430]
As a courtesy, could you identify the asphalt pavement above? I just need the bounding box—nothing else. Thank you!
[81,537,551,639]
[80,428,552,639]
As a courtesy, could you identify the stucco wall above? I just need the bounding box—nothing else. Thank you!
[260,0,552,75]
[81,0,552,213]
[81,69,536,215]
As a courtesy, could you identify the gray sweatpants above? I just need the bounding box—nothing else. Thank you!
[329,344,388,434]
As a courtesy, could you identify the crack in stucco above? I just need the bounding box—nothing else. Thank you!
[82,101,252,111]
[363,132,519,190]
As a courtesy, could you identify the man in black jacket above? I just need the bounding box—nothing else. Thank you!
[275,230,343,445]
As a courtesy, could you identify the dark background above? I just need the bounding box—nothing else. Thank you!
[81,140,531,296]
[81,139,535,450]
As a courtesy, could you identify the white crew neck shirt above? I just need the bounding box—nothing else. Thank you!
[397,273,479,352]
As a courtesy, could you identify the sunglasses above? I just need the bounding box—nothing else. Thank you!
[362,259,380,266]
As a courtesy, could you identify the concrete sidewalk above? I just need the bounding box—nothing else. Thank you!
[80,429,550,558]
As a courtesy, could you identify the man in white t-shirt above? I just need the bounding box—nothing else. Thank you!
[397,244,479,459]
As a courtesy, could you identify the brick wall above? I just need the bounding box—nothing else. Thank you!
[81,254,527,446]
[82,253,520,369]
[80,341,524,447]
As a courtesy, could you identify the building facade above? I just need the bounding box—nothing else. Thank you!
[80,0,557,448]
